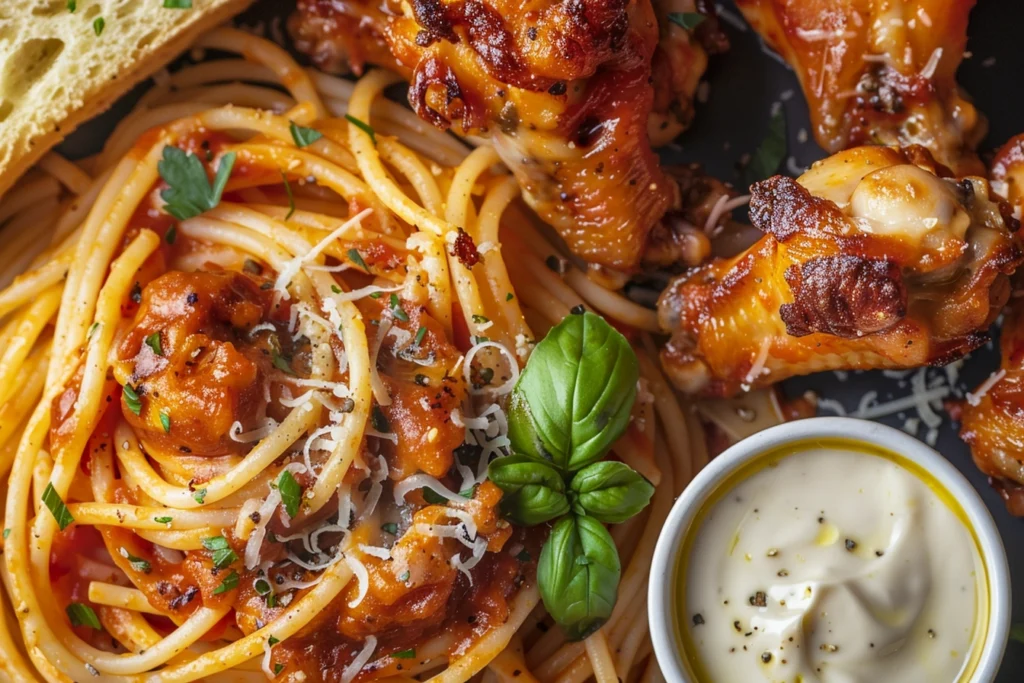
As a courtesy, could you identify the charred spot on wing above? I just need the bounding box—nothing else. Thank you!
[780,255,907,339]
[748,176,846,242]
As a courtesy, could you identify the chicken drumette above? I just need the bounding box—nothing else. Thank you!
[290,0,727,271]
[735,0,985,175]
[959,134,1024,515]
[658,145,1022,397]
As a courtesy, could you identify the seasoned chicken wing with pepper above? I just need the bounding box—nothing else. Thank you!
[960,134,1024,516]
[735,0,985,175]
[658,145,1022,397]
[290,0,727,270]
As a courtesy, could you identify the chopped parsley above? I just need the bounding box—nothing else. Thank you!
[331,285,342,294]
[274,664,285,675]
[87,322,99,340]
[347,248,369,273]
[202,536,239,569]
[66,603,101,629]
[157,146,236,221]
[506,292,514,301]
[119,548,152,574]
[163,0,193,8]
[154,516,172,525]
[212,570,239,595]
[371,405,391,433]
[344,114,376,145]
[422,488,447,505]
[193,488,207,504]
[392,648,416,659]
[122,384,142,416]
[2,528,9,540]
[472,314,489,324]
[381,522,398,535]
[67,0,76,11]
[413,326,427,347]
[144,331,163,356]
[272,352,295,375]
[389,293,409,322]
[92,17,105,36]
[399,570,411,582]
[289,121,323,148]
[268,635,280,647]
[42,483,74,530]
[277,470,302,519]
[281,171,295,220]
[667,12,706,30]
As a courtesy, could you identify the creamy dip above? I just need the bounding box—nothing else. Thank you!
[679,440,987,683]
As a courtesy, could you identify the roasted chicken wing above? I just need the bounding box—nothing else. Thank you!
[735,0,985,175]
[290,0,727,270]
[658,146,1021,397]
[959,134,1024,515]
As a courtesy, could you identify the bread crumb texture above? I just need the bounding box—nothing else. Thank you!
[0,0,250,194]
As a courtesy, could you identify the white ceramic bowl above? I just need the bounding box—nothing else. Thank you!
[648,416,1011,682]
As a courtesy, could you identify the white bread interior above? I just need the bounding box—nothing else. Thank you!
[0,0,253,197]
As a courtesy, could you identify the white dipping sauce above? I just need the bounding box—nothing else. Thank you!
[681,441,985,683]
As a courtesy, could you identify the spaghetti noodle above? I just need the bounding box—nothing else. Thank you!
[0,26,736,683]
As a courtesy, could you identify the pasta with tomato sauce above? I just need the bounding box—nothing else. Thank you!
[0,26,729,683]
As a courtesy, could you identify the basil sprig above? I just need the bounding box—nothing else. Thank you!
[489,310,652,641]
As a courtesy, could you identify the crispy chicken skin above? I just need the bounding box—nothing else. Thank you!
[290,0,727,270]
[735,0,985,175]
[658,146,1022,397]
[960,134,1024,516]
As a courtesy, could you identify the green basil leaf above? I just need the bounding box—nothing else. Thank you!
[509,311,638,472]
[538,514,620,641]
[569,461,654,523]
[488,455,569,526]
[66,603,101,629]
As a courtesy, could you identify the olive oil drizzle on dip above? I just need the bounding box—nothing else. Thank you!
[675,439,989,683]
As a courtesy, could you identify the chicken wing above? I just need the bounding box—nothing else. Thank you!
[735,0,985,175]
[658,145,1021,397]
[959,134,1024,515]
[290,0,727,270]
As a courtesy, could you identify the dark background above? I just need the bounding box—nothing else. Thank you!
[57,0,1024,678]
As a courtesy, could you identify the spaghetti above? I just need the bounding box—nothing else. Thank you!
[0,26,738,683]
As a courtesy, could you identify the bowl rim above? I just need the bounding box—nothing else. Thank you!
[647,415,1011,683]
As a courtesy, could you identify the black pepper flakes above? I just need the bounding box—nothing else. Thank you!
[761,652,772,663]
[845,538,857,551]
[692,613,705,626]
[749,591,767,607]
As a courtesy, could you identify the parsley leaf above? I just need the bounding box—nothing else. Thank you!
[506,292,514,302]
[344,115,376,145]
[422,488,447,505]
[268,635,280,647]
[93,17,105,36]
[289,121,323,148]
[271,352,294,375]
[122,384,142,416]
[281,171,296,220]
[278,470,302,518]
[413,326,427,347]
[389,293,409,322]
[159,410,171,433]
[745,108,787,184]
[274,664,284,675]
[66,603,101,629]
[347,248,369,272]
[163,0,193,7]
[193,488,207,504]
[392,648,415,659]
[667,12,706,30]
[67,0,76,11]
[144,332,163,356]
[42,483,74,530]
[212,570,239,595]
[158,147,236,221]
[154,516,172,525]
[119,547,152,574]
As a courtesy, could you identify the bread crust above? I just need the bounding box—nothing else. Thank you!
[0,0,254,197]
